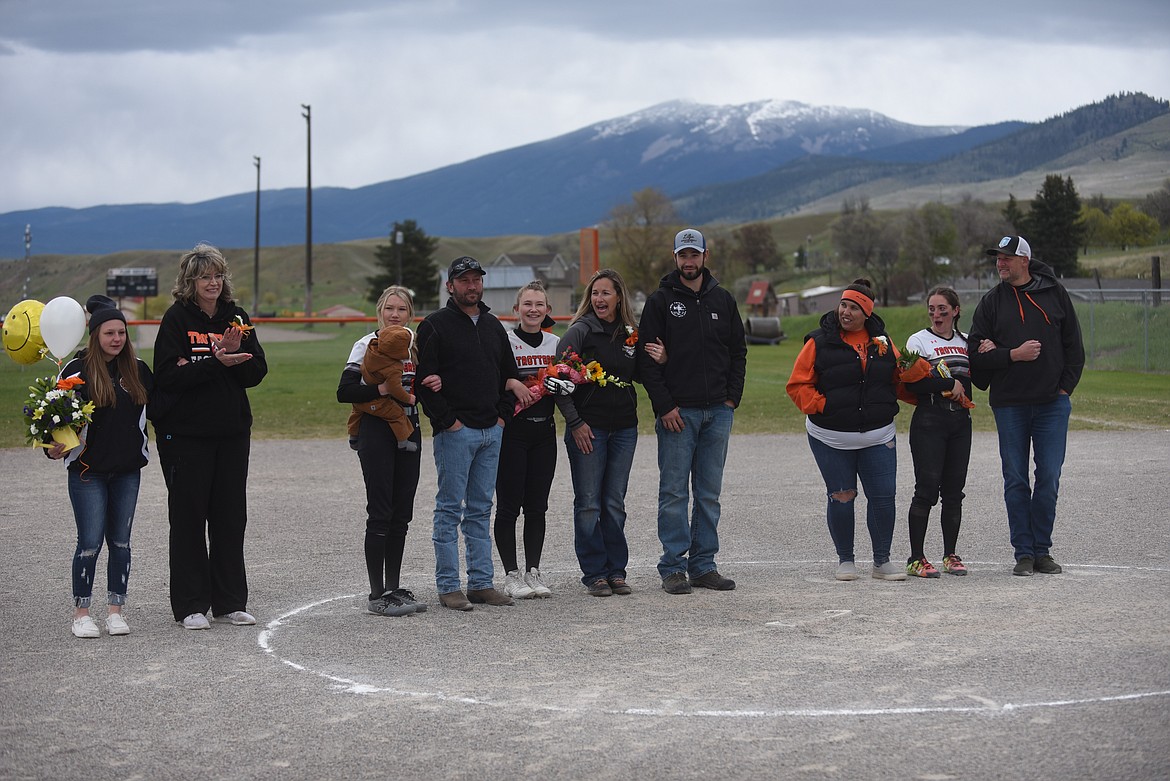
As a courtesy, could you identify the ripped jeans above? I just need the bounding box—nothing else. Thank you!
[807,435,897,566]
[67,469,140,608]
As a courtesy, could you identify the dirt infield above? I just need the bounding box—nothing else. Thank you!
[1,431,1168,780]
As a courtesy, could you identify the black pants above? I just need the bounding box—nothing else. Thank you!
[157,432,251,621]
[357,411,421,600]
[907,402,972,560]
[494,416,557,573]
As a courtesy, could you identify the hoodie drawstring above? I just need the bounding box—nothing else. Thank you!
[1011,286,1052,325]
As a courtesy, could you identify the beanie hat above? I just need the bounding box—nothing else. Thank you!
[86,294,127,334]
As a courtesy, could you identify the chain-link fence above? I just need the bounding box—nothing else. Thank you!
[957,288,1168,373]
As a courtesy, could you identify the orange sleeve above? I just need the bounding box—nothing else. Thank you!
[786,339,825,415]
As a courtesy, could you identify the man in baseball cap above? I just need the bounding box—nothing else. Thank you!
[984,235,1031,260]
[674,228,706,255]
[969,232,1084,578]
[447,256,486,282]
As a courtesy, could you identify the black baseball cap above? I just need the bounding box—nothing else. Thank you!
[447,256,486,281]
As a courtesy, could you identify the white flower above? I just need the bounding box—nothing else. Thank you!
[51,415,61,425]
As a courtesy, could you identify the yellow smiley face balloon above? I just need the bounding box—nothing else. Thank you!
[2,299,47,365]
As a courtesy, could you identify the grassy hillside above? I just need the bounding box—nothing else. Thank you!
[3,306,1166,450]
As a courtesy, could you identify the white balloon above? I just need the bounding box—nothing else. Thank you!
[40,296,87,360]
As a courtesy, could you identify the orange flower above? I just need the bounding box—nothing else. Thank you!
[56,376,86,391]
[624,326,638,347]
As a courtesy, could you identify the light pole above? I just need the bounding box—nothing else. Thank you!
[301,104,313,320]
[395,228,404,285]
[253,155,261,314]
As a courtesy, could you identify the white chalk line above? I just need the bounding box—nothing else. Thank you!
[257,561,1170,717]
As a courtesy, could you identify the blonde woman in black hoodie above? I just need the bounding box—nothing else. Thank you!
[153,244,268,630]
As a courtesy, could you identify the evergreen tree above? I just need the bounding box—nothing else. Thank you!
[1022,175,1085,276]
[367,219,441,308]
[1002,194,1026,231]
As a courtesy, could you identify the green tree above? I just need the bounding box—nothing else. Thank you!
[605,187,679,295]
[900,202,957,295]
[1141,178,1170,228]
[731,223,782,275]
[1080,206,1112,253]
[1022,175,1085,276]
[952,194,1011,278]
[367,219,440,309]
[1109,203,1160,250]
[831,197,901,305]
[1002,194,1026,231]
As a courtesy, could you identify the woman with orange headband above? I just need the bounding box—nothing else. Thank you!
[786,279,930,582]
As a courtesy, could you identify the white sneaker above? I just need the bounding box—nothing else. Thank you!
[526,567,552,598]
[872,562,908,581]
[216,610,256,626]
[72,615,100,638]
[835,561,859,581]
[503,570,536,599]
[105,613,130,636]
[182,613,211,630]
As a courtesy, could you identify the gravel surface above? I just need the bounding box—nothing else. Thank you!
[2,431,1168,780]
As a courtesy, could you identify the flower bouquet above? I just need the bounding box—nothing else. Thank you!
[515,347,630,414]
[23,374,94,449]
[896,350,974,409]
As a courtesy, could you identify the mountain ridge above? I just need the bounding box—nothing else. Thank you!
[1,93,1166,258]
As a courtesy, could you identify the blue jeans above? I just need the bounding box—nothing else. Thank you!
[992,395,1071,560]
[432,424,502,594]
[807,435,897,565]
[656,404,734,579]
[67,469,141,608]
[565,426,637,584]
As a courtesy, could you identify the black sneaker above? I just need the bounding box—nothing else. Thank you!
[390,588,427,613]
[1012,556,1034,577]
[587,579,612,597]
[1034,555,1063,575]
[368,592,416,616]
[691,570,736,590]
[661,572,692,595]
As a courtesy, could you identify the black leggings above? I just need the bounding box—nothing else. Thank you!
[356,412,421,600]
[907,402,972,561]
[494,416,557,573]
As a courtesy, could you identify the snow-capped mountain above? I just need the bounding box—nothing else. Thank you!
[0,99,1044,255]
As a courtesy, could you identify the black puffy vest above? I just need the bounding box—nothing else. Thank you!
[806,314,899,433]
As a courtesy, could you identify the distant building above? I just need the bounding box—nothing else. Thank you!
[487,252,580,317]
[745,280,779,317]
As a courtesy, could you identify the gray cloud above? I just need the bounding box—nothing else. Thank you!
[3,0,1168,54]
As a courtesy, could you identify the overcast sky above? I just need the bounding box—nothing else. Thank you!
[2,0,1168,215]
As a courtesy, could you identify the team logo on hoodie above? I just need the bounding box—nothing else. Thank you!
[669,302,687,318]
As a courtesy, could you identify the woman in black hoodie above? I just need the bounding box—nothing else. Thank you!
[153,244,267,630]
[555,269,641,597]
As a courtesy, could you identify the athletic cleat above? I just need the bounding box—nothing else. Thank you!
[906,558,941,578]
[942,554,968,575]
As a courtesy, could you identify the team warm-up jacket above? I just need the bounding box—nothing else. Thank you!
[59,352,153,474]
[637,268,747,417]
[968,259,1085,407]
[151,299,268,437]
[415,298,520,432]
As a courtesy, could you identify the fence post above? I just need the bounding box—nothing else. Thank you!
[1153,257,1162,308]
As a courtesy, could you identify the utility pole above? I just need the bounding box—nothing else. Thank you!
[301,104,313,320]
[253,155,261,314]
